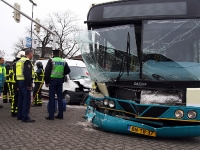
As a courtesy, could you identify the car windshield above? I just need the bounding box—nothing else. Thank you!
[69,66,89,80]
[77,19,200,82]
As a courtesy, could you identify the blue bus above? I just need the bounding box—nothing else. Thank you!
[78,0,200,137]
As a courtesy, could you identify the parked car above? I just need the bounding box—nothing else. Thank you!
[34,59,92,104]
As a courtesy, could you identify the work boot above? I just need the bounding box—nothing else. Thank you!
[3,100,8,103]
[0,105,3,108]
[37,104,42,106]
[21,119,35,123]
[45,116,54,120]
[11,113,17,117]
[55,115,63,120]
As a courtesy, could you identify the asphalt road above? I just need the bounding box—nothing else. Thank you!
[0,100,200,150]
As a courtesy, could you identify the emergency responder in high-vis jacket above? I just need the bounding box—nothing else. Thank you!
[10,51,25,117]
[32,61,44,106]
[3,63,12,103]
[0,57,6,108]
[44,49,70,120]
[15,49,35,122]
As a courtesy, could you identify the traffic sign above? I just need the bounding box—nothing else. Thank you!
[26,37,32,48]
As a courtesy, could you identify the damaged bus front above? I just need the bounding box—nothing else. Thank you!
[78,0,200,137]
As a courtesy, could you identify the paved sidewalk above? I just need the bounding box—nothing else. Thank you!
[1,100,200,150]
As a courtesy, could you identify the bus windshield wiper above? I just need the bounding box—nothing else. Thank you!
[115,32,131,82]
[115,55,124,81]
[126,32,130,76]
[152,74,175,88]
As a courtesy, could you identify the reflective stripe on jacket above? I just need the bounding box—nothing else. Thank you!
[0,65,6,87]
[34,69,44,83]
[9,69,15,83]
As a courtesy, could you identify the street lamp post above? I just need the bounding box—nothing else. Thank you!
[29,0,37,49]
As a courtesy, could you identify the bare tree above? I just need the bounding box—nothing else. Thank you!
[27,23,53,58]
[12,37,26,57]
[47,10,80,58]
[0,50,5,57]
[13,10,81,59]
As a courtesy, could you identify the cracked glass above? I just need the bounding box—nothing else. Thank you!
[143,19,200,81]
[77,25,139,82]
[77,19,200,82]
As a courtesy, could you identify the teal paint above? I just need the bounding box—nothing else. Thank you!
[84,95,200,137]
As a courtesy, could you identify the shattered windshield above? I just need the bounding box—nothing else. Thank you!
[143,19,200,81]
[77,25,140,82]
[78,19,200,82]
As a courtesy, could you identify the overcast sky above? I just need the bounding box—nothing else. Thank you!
[0,0,113,60]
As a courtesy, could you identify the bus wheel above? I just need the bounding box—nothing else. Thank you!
[63,91,71,104]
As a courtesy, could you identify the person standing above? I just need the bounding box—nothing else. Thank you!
[0,57,6,108]
[10,51,25,117]
[44,49,70,120]
[15,49,35,122]
[32,61,44,107]
[3,63,12,103]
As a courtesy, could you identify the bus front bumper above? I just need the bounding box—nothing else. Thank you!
[85,109,200,138]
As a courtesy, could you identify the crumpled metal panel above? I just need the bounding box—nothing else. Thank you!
[140,90,182,104]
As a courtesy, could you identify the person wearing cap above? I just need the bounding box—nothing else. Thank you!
[44,49,70,120]
[3,63,12,103]
[0,57,6,108]
[32,61,44,107]
[15,49,35,122]
[10,50,25,117]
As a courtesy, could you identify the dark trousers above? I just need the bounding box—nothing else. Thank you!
[11,83,18,116]
[17,80,31,121]
[48,78,63,119]
[3,82,12,103]
[33,83,43,106]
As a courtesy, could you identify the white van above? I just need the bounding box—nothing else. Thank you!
[34,59,92,104]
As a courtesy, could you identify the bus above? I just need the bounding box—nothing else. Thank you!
[77,0,200,137]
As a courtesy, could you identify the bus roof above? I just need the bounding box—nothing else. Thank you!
[86,0,200,25]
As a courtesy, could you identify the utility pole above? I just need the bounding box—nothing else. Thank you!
[29,0,37,49]
[1,0,56,50]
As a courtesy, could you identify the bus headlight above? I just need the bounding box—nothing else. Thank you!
[187,110,197,119]
[103,99,109,106]
[108,100,115,108]
[175,110,184,119]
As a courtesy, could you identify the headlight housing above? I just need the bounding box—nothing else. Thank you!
[187,110,197,119]
[108,100,115,108]
[103,99,109,106]
[175,110,184,119]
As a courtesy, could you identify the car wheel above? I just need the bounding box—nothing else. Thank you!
[63,91,71,104]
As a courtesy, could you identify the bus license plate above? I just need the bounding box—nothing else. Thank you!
[128,126,156,137]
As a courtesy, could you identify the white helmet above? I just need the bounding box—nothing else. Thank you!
[16,51,25,58]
